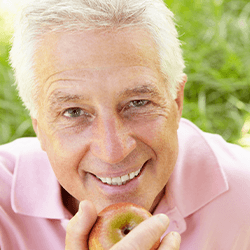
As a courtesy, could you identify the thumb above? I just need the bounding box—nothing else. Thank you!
[65,200,97,250]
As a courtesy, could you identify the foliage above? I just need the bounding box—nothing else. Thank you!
[167,0,250,145]
[0,0,250,146]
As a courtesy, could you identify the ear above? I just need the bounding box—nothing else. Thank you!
[32,118,39,136]
[31,117,46,151]
[175,74,187,123]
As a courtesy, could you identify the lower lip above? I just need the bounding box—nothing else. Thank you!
[91,161,147,195]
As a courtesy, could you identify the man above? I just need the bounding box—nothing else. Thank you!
[0,0,250,249]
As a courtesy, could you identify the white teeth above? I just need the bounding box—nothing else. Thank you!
[97,168,142,186]
[106,177,112,185]
[129,172,135,179]
[112,177,121,185]
[121,174,129,183]
[99,177,106,183]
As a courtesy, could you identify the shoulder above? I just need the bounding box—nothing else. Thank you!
[0,137,41,174]
[178,118,250,211]
[0,137,42,208]
[180,118,250,209]
[177,119,250,211]
[0,138,45,248]
[179,118,250,170]
[178,119,250,248]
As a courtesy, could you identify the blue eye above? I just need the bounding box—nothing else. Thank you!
[63,108,85,118]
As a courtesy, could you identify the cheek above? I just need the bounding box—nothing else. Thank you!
[133,116,178,154]
[40,127,89,180]
[43,119,91,158]
[133,115,179,181]
[42,132,90,199]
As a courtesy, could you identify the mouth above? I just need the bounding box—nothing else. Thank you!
[94,161,147,186]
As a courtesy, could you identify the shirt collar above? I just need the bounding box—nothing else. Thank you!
[154,118,229,234]
[11,138,72,220]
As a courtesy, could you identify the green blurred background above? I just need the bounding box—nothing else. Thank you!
[0,0,250,149]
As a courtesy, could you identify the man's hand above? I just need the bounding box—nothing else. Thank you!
[65,200,181,250]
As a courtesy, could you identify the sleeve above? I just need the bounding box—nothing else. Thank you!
[0,142,21,250]
[0,153,13,249]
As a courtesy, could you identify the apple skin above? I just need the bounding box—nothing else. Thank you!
[88,202,160,250]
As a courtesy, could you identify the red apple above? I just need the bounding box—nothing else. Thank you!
[88,202,160,250]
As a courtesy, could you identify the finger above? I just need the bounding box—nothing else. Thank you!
[65,200,97,250]
[158,231,181,250]
[110,213,169,250]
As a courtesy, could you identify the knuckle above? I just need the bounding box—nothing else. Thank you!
[148,216,168,237]
[66,221,73,234]
[66,219,75,233]
[66,214,80,236]
[111,241,141,250]
[169,240,180,249]
[160,232,181,250]
[153,214,169,232]
[171,232,181,248]
[146,227,161,244]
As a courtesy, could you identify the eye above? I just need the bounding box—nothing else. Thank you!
[128,100,150,108]
[63,108,87,118]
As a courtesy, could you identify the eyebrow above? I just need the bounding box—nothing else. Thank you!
[48,91,89,109]
[118,84,162,99]
[49,92,87,103]
[48,84,164,107]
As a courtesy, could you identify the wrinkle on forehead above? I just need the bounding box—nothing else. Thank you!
[47,82,167,109]
[35,28,162,85]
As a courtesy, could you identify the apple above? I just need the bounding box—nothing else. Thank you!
[88,202,160,250]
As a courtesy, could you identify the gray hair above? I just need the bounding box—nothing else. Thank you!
[10,0,185,118]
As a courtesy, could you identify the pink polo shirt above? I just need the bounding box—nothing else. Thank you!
[0,118,250,249]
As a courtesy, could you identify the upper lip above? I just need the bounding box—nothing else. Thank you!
[92,160,148,179]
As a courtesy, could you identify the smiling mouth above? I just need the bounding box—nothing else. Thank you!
[94,162,147,186]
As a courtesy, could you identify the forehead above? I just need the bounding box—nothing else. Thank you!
[36,28,161,76]
[34,27,167,102]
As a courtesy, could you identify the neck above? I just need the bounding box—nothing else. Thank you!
[149,188,165,214]
[61,186,80,216]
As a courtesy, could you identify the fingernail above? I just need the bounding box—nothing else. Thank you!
[78,201,83,214]
[172,232,181,241]
[157,214,169,225]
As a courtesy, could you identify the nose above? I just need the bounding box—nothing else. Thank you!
[90,114,136,164]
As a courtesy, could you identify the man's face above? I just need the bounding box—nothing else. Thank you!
[33,27,184,213]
